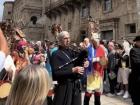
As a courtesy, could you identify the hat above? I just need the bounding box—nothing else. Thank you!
[133,36,140,41]
[15,28,25,38]
[18,40,27,47]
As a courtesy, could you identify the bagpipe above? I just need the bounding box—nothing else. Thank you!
[58,45,88,70]
[48,46,88,97]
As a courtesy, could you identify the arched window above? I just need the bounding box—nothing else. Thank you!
[30,16,37,24]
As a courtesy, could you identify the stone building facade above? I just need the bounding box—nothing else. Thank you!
[2,0,140,42]
[45,0,139,42]
[3,0,45,41]
[2,1,14,21]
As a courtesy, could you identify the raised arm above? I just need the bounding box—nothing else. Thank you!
[0,28,9,71]
[0,28,9,55]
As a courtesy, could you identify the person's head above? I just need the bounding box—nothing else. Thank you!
[83,38,90,47]
[6,65,51,105]
[108,41,115,51]
[36,41,42,47]
[133,35,140,47]
[49,42,55,49]
[100,40,104,45]
[28,47,34,55]
[57,31,70,48]
[91,33,100,47]
[79,42,86,49]
[115,43,124,54]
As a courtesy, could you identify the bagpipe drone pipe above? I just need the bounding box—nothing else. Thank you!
[58,48,88,78]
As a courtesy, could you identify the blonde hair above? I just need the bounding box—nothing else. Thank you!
[6,65,51,105]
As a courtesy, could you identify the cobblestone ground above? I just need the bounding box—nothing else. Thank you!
[0,93,133,105]
[82,93,133,105]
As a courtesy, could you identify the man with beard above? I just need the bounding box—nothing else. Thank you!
[129,36,140,105]
[50,31,89,105]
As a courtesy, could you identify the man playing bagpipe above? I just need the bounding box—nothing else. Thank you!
[50,31,89,105]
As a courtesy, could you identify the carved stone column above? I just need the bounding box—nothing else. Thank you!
[136,0,140,34]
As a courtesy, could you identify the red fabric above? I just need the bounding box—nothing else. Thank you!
[33,54,42,64]
[93,45,105,76]
[94,92,101,96]
[85,92,92,97]
[18,40,27,47]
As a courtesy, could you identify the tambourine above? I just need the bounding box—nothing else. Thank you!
[15,28,25,38]
[0,82,11,99]
[0,71,12,99]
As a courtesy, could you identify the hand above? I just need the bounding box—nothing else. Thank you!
[92,57,100,63]
[24,47,28,54]
[83,60,89,68]
[7,70,13,80]
[72,66,84,75]
[0,27,9,55]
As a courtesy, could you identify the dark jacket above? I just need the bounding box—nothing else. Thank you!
[118,51,130,68]
[107,51,119,74]
[50,48,82,105]
[128,46,140,98]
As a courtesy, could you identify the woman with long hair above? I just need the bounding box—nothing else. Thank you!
[6,65,51,105]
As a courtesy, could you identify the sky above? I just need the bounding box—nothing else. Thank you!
[0,0,14,21]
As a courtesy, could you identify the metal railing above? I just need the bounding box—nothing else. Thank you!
[45,0,86,12]
[51,0,65,9]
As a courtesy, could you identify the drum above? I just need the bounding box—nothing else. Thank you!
[0,82,11,99]
[0,67,12,100]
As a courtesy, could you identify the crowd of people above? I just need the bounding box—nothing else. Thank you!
[0,27,140,105]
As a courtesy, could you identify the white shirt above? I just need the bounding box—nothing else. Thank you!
[0,51,6,72]
[4,55,16,71]
[4,55,16,81]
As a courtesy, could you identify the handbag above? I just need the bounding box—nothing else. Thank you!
[87,72,101,91]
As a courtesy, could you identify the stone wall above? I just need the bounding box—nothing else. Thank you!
[11,0,45,41]
[3,0,139,41]
[44,0,84,42]
[90,0,137,41]
[45,0,138,42]
[2,1,14,21]
[136,0,140,34]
